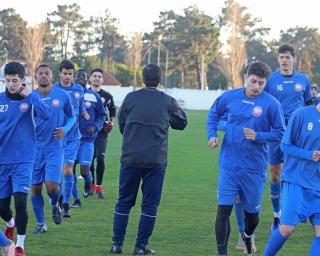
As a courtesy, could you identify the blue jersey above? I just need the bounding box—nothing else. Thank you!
[0,92,50,164]
[55,82,85,141]
[207,88,285,172]
[281,105,320,190]
[264,70,312,121]
[33,86,75,149]
[79,89,106,142]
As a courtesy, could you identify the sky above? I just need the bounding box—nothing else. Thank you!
[1,0,319,39]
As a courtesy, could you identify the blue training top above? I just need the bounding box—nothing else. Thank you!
[0,91,51,164]
[264,70,312,121]
[33,86,75,149]
[79,88,106,142]
[207,88,285,172]
[281,105,320,190]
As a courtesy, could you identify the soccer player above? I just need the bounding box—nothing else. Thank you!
[0,62,50,256]
[110,64,187,255]
[0,230,15,256]
[311,84,319,103]
[73,69,106,200]
[55,60,89,218]
[31,64,75,233]
[263,102,320,256]
[89,68,116,199]
[264,44,312,230]
[207,61,285,256]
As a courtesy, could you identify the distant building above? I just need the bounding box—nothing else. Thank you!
[102,71,121,87]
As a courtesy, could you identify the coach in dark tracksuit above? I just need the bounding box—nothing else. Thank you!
[110,64,187,255]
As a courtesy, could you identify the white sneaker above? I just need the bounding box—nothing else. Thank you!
[236,233,245,250]
[2,239,15,256]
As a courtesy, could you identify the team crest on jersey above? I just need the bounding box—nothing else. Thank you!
[85,101,92,108]
[252,106,263,117]
[19,103,29,112]
[74,92,81,100]
[295,84,302,92]
[52,99,60,107]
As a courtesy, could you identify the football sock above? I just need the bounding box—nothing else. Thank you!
[31,195,45,224]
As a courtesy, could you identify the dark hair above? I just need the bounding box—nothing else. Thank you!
[4,62,25,79]
[142,64,161,87]
[35,63,51,73]
[75,68,87,75]
[246,61,271,79]
[91,68,103,75]
[59,60,74,72]
[278,44,295,57]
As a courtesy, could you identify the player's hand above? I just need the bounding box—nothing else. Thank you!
[312,151,320,162]
[19,86,31,98]
[103,121,113,133]
[208,137,219,149]
[53,127,64,139]
[243,128,256,141]
[87,126,95,135]
[82,112,90,120]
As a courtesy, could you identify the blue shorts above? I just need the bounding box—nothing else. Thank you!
[64,140,80,166]
[77,141,94,166]
[281,182,320,226]
[268,142,284,165]
[32,148,64,185]
[0,163,33,198]
[217,167,267,213]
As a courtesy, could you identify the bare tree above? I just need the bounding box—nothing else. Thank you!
[126,32,142,90]
[23,22,47,88]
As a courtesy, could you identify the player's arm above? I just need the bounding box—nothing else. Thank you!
[168,97,187,131]
[118,95,129,135]
[27,89,51,120]
[108,94,116,123]
[94,95,107,132]
[304,78,313,105]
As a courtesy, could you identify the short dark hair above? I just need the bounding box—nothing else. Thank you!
[59,60,74,72]
[246,61,271,79]
[142,64,161,87]
[91,68,103,75]
[35,63,51,73]
[4,62,25,79]
[278,44,295,57]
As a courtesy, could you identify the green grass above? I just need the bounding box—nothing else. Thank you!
[23,110,313,255]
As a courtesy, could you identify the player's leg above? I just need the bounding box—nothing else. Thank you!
[0,165,15,241]
[62,140,80,218]
[310,225,320,256]
[95,134,108,199]
[269,143,283,230]
[0,230,15,256]
[308,190,320,256]
[263,182,300,255]
[71,161,81,208]
[215,167,239,256]
[78,142,94,198]
[111,165,142,254]
[234,197,245,250]
[134,167,166,254]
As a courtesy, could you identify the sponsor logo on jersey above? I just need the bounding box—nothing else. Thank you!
[85,101,92,108]
[19,103,29,112]
[252,106,263,117]
[74,92,81,100]
[52,99,60,107]
[295,84,302,92]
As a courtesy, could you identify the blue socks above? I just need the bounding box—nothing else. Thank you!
[310,237,320,256]
[63,174,74,204]
[47,190,59,206]
[270,182,281,214]
[31,195,45,224]
[83,172,92,185]
[234,202,245,233]
[263,229,287,256]
[72,174,79,201]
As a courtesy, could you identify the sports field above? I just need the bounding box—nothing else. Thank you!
[25,110,312,255]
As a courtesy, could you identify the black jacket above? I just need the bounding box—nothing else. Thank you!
[118,87,187,168]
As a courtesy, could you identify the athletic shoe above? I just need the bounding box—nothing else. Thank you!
[96,185,105,199]
[91,184,96,195]
[52,205,62,224]
[32,224,48,234]
[83,183,91,198]
[2,239,15,256]
[133,247,156,255]
[271,217,280,232]
[110,242,123,254]
[62,203,71,218]
[235,233,245,250]
[242,233,253,256]
[70,199,82,208]
[14,247,25,256]
[97,191,105,199]
[4,225,15,241]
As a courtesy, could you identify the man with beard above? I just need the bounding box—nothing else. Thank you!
[31,64,75,233]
